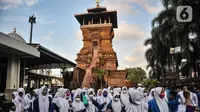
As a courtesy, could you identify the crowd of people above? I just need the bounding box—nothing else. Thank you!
[3,85,200,112]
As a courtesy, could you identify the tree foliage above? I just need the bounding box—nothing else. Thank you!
[95,68,107,89]
[144,0,200,83]
[96,69,105,80]
[126,67,147,83]
[143,79,159,89]
[60,64,71,76]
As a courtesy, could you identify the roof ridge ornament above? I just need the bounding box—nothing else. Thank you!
[13,27,16,33]
[96,0,100,7]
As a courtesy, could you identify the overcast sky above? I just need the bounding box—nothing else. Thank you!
[0,0,163,75]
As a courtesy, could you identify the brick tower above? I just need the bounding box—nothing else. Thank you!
[74,1,119,88]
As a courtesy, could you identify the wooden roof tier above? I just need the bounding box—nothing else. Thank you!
[75,11,118,28]
[87,7,107,13]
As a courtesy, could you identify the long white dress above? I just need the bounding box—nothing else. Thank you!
[112,91,122,112]
[99,89,112,112]
[72,93,86,111]
[38,86,49,112]
[13,88,26,112]
[120,86,129,106]
[52,88,69,112]
[86,88,97,112]
[125,89,148,112]
[154,87,169,112]
[177,91,198,112]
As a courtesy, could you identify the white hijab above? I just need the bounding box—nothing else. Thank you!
[117,87,122,93]
[14,88,25,112]
[96,89,102,104]
[75,88,82,95]
[86,88,96,112]
[33,89,40,97]
[87,88,95,99]
[38,86,49,112]
[72,93,86,111]
[12,91,18,102]
[112,91,122,112]
[154,87,169,112]
[148,88,155,101]
[65,88,71,100]
[140,88,148,103]
[137,87,142,91]
[71,90,75,94]
[125,89,148,112]
[99,88,112,111]
[53,88,69,112]
[107,86,114,97]
[24,93,33,111]
[121,86,129,106]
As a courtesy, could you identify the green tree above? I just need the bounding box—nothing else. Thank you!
[126,67,147,83]
[143,79,159,90]
[60,64,71,72]
[144,0,200,84]
[60,64,72,87]
[96,68,105,89]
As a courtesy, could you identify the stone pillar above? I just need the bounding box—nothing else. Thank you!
[36,79,40,88]
[91,18,93,24]
[48,78,51,88]
[5,55,20,100]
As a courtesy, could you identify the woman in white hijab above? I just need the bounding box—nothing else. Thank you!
[33,89,40,98]
[117,87,122,94]
[13,88,26,112]
[72,93,86,112]
[33,86,52,112]
[23,92,33,112]
[99,88,112,112]
[96,89,102,104]
[140,88,149,103]
[86,88,97,112]
[12,91,18,103]
[120,86,129,106]
[107,86,114,97]
[71,90,75,102]
[75,88,83,95]
[137,87,142,91]
[65,88,72,101]
[47,89,53,98]
[125,89,148,112]
[52,88,69,112]
[112,91,122,112]
[148,87,169,112]
[148,88,155,101]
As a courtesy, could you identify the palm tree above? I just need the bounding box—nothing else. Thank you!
[60,64,71,87]
[144,0,200,84]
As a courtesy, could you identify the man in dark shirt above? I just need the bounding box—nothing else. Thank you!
[168,91,179,112]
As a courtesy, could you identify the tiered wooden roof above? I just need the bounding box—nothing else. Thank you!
[74,5,118,28]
